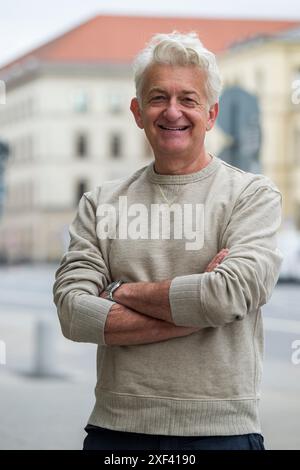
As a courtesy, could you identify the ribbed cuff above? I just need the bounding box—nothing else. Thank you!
[72,295,115,345]
[169,274,211,328]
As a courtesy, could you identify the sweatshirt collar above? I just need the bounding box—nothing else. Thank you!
[146,154,221,185]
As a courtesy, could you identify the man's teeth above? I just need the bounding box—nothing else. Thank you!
[159,125,188,131]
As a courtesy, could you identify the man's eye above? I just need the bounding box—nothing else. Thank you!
[182,98,196,105]
[150,96,166,102]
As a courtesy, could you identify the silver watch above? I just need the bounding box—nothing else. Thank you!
[105,280,124,302]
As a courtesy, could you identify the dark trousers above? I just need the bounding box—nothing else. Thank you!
[83,424,265,450]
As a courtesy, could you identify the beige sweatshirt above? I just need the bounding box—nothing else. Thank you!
[53,155,283,436]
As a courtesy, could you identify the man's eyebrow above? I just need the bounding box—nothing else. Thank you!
[147,87,167,95]
[181,90,200,97]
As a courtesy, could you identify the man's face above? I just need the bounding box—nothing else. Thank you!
[130,64,218,161]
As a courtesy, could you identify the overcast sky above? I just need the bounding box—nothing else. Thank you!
[1,0,300,66]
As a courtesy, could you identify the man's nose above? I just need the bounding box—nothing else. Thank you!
[163,99,183,121]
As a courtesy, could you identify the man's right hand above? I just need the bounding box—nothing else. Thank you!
[205,249,229,272]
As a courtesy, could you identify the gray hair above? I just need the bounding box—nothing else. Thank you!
[133,31,222,107]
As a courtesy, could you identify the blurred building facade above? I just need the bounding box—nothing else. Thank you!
[0,15,299,262]
[207,27,300,228]
[0,62,154,261]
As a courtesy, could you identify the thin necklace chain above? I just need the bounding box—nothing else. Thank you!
[158,185,181,206]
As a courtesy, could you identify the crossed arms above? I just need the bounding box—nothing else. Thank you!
[101,250,228,346]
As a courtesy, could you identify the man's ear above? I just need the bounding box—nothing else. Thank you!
[130,98,144,129]
[206,103,219,131]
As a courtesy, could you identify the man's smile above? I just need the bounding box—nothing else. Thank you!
[157,124,191,131]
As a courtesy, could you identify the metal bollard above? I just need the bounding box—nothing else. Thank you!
[32,317,61,378]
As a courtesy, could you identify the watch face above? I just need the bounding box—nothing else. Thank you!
[107,280,121,293]
[111,281,121,291]
[107,281,116,291]
[111,281,119,290]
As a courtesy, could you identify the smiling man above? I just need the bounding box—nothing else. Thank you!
[53,32,283,450]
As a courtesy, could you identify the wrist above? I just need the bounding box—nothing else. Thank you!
[113,282,129,304]
[105,280,125,302]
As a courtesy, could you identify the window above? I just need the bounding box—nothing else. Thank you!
[108,92,123,114]
[110,133,122,158]
[0,79,5,105]
[294,128,300,166]
[76,133,88,158]
[23,135,33,162]
[28,183,33,208]
[75,180,88,205]
[292,67,300,106]
[255,68,264,94]
[19,136,25,162]
[7,141,13,162]
[27,98,35,117]
[0,141,9,162]
[27,135,33,161]
[72,90,89,113]
[295,202,300,231]
[18,139,22,161]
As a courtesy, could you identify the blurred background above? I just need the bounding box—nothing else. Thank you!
[0,0,300,450]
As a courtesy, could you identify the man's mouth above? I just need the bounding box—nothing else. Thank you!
[158,124,190,131]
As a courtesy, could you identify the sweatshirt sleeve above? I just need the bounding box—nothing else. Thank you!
[169,180,283,328]
[53,192,115,345]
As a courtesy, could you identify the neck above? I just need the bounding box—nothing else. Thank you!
[153,151,212,175]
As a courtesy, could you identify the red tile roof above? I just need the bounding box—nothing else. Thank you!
[1,15,299,73]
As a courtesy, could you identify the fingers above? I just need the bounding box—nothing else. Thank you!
[215,248,229,262]
[205,248,229,272]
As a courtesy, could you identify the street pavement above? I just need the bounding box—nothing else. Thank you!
[0,264,299,449]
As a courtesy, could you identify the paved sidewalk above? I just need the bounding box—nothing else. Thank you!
[0,369,94,450]
[261,389,300,450]
[0,307,97,449]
